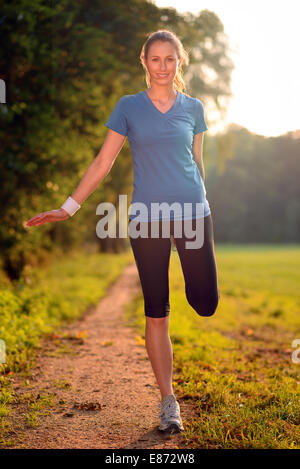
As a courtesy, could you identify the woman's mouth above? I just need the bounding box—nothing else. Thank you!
[157,74,169,78]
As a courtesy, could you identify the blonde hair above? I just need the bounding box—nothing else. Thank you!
[140,29,190,95]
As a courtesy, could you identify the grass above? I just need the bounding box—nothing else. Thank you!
[0,247,133,446]
[1,242,299,448]
[0,248,132,373]
[124,243,300,449]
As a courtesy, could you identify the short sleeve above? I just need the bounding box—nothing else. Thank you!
[105,96,129,136]
[193,98,208,135]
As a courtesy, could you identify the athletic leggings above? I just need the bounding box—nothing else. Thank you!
[128,213,220,318]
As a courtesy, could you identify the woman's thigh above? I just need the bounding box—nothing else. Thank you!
[174,214,220,317]
[128,215,220,318]
[129,221,172,318]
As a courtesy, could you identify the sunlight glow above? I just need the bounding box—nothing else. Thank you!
[153,0,300,136]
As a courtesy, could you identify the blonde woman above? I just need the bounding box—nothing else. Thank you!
[26,29,220,434]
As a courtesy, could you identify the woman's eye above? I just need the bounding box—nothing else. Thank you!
[152,58,174,62]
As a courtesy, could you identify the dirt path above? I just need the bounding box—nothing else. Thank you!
[6,262,191,449]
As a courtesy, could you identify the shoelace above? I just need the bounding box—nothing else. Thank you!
[159,400,179,420]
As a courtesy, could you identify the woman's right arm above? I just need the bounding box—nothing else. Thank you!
[70,129,126,205]
[25,129,127,227]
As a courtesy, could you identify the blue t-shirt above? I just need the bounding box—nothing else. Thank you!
[105,90,210,222]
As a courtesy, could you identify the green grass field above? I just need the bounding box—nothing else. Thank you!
[1,244,299,448]
[125,244,300,449]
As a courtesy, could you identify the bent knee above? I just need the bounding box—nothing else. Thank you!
[187,292,219,317]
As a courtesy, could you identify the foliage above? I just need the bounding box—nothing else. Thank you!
[0,0,232,279]
[205,128,300,242]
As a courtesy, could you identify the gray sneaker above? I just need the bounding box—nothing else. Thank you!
[158,394,184,433]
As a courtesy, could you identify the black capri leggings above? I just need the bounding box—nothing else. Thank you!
[128,213,220,318]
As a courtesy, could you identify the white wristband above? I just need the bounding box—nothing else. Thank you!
[61,196,81,217]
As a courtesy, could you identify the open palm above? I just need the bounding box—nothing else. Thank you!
[25,208,70,227]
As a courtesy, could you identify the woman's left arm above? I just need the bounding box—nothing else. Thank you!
[192,132,205,181]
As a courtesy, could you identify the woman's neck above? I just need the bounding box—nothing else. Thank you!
[146,85,177,102]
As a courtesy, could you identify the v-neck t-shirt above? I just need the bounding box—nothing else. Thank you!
[105,90,210,222]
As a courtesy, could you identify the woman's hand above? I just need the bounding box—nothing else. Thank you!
[25,208,70,227]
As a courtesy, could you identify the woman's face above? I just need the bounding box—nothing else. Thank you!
[143,41,181,87]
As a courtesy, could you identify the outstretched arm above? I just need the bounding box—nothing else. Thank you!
[70,129,127,205]
[25,129,126,227]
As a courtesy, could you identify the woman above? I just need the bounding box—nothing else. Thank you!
[25,29,220,434]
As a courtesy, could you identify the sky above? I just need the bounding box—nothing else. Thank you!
[152,0,300,137]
